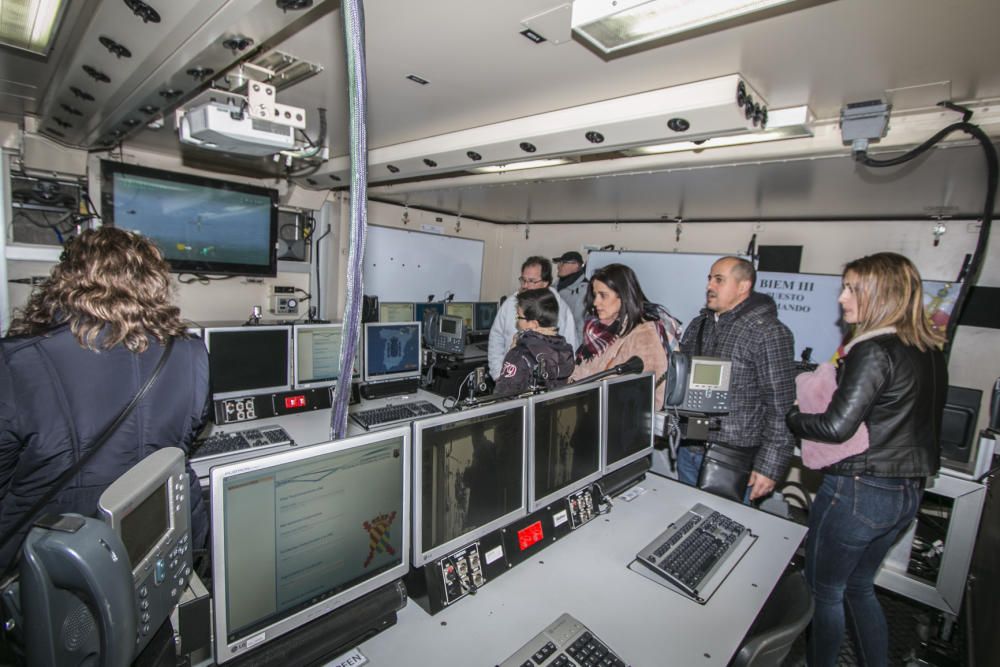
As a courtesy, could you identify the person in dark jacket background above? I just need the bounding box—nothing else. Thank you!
[493,288,574,395]
[786,252,947,667]
[0,227,210,573]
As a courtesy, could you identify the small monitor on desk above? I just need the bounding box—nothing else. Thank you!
[204,325,292,400]
[379,302,416,323]
[603,372,655,475]
[473,301,499,331]
[414,302,444,325]
[362,321,422,384]
[445,302,475,331]
[529,383,603,512]
[209,426,410,664]
[412,400,528,566]
[293,323,359,390]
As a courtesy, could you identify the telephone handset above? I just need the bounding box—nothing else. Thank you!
[663,352,690,408]
[14,515,136,666]
[423,309,440,347]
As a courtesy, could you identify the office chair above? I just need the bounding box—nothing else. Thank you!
[729,567,813,667]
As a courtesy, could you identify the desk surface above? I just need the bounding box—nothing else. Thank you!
[357,476,807,666]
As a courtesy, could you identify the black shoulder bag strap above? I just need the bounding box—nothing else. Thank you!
[0,339,175,564]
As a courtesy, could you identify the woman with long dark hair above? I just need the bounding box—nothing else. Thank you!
[0,227,210,571]
[786,252,947,667]
[570,263,680,405]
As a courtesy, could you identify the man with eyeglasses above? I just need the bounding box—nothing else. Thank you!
[487,256,578,380]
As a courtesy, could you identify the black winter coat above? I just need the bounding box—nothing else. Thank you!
[786,331,947,477]
[0,325,210,571]
[494,330,575,396]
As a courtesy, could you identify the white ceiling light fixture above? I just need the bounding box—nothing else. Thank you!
[0,0,66,55]
[571,0,834,56]
[471,158,575,174]
[629,105,813,155]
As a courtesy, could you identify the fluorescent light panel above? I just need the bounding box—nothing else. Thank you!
[0,0,65,55]
[470,158,574,174]
[573,0,804,54]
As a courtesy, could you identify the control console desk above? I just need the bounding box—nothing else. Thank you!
[357,475,807,665]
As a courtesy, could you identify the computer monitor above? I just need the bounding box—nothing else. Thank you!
[528,383,603,512]
[473,302,499,331]
[414,302,444,325]
[293,323,360,390]
[362,321,421,384]
[203,326,292,400]
[209,426,410,664]
[379,302,416,323]
[445,302,475,331]
[602,372,655,475]
[412,400,528,566]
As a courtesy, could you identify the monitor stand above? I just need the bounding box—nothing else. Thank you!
[225,580,406,667]
[360,378,420,400]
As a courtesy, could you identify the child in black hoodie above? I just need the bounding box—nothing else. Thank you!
[493,288,575,395]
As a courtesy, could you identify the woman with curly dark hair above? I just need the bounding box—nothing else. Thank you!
[0,227,210,571]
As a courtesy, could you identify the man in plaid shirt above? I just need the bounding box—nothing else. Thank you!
[677,256,796,501]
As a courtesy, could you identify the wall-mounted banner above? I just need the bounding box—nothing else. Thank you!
[757,272,843,363]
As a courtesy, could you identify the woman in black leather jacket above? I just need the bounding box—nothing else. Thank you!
[786,252,947,667]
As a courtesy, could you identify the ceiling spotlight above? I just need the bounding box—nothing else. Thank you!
[124,0,161,23]
[666,117,690,132]
[736,80,747,107]
[70,87,94,101]
[52,117,71,129]
[123,119,141,127]
[222,37,254,53]
[328,174,341,182]
[139,105,159,115]
[585,131,605,144]
[159,88,183,100]
[82,65,111,83]
[466,151,483,161]
[306,177,318,185]
[520,28,547,44]
[60,104,82,116]
[744,96,755,119]
[423,158,438,168]
[519,142,537,153]
[99,36,131,58]
[187,67,215,80]
[47,128,66,139]
[386,164,400,174]
[276,0,313,10]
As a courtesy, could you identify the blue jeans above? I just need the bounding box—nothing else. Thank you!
[677,444,703,486]
[805,474,922,667]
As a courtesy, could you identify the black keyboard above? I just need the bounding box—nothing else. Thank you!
[191,425,292,459]
[499,613,628,667]
[350,399,443,430]
[634,502,754,603]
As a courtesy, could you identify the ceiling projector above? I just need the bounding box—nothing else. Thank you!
[179,101,295,156]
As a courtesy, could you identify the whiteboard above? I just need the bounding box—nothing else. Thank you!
[363,225,484,302]
[586,250,723,332]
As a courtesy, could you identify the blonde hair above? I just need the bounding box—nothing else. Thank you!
[843,252,945,351]
[8,227,187,352]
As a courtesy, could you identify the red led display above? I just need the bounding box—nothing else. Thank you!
[517,521,544,551]
[284,395,307,409]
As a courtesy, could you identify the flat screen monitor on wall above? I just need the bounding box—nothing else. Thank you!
[209,426,410,664]
[412,400,528,566]
[445,302,475,331]
[101,161,278,277]
[529,383,603,512]
[203,326,292,400]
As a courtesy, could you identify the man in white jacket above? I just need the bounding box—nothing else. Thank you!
[488,256,577,380]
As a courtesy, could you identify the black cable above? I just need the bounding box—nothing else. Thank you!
[856,119,997,355]
[312,223,332,320]
[176,273,239,285]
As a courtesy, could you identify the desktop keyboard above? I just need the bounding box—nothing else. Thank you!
[191,425,293,459]
[350,399,443,430]
[499,613,629,667]
[634,502,755,604]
